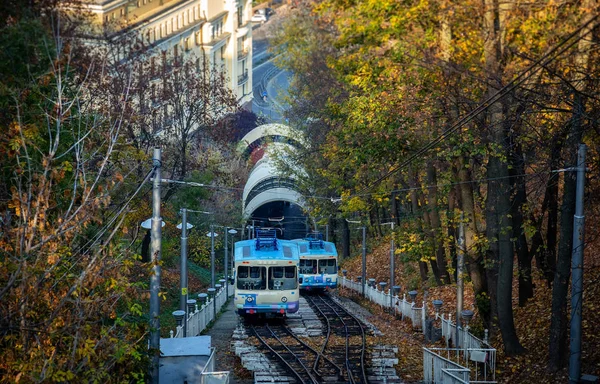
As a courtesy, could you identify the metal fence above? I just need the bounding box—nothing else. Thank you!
[200,347,230,383]
[339,276,426,332]
[339,276,496,383]
[170,284,234,338]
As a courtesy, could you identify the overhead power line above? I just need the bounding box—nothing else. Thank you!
[355,13,599,196]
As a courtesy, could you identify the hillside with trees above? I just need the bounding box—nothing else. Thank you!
[0,2,255,382]
[269,0,600,378]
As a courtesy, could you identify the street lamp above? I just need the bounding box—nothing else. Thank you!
[175,209,212,337]
[176,208,193,337]
[225,228,238,298]
[206,225,219,288]
[347,219,366,297]
[141,218,165,229]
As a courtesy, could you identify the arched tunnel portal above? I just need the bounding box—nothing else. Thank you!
[239,123,308,240]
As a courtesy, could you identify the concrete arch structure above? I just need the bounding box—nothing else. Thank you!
[238,123,306,158]
[240,124,306,224]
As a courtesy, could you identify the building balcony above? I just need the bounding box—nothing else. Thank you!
[238,69,249,85]
[237,48,249,61]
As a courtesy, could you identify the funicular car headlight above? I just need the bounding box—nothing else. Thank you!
[281,297,288,303]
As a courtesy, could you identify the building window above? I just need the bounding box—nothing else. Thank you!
[220,45,226,61]
[195,31,201,45]
[184,38,190,51]
[136,0,140,7]
[237,6,243,27]
[120,8,125,16]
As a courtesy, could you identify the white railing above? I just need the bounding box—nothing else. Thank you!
[424,347,471,383]
[200,347,230,383]
[170,284,235,338]
[339,275,496,383]
[339,276,426,333]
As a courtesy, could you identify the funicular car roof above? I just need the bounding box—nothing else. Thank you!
[234,239,300,262]
[291,239,338,257]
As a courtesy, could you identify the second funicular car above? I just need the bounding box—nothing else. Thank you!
[293,232,338,291]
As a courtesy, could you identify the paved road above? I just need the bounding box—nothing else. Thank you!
[251,19,290,123]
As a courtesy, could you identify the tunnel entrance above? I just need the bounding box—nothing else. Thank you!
[247,201,307,240]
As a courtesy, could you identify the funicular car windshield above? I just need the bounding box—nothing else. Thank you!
[268,266,298,290]
[318,259,337,274]
[299,259,317,274]
[237,266,267,290]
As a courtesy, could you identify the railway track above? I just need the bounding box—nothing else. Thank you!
[305,294,369,384]
[250,323,342,383]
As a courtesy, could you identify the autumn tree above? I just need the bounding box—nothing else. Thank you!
[0,10,151,382]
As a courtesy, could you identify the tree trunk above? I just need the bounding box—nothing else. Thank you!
[483,0,525,355]
[408,168,431,282]
[422,206,443,286]
[427,161,451,284]
[530,131,564,287]
[509,142,533,306]
[457,157,489,323]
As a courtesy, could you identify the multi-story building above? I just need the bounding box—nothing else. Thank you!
[84,0,253,109]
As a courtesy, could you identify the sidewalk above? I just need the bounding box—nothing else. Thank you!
[205,299,253,384]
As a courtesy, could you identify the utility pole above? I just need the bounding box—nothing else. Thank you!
[149,148,161,384]
[390,222,395,309]
[210,224,216,288]
[456,213,465,344]
[224,228,228,298]
[362,226,366,297]
[180,208,188,337]
[569,144,586,384]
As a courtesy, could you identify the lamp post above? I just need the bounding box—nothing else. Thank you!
[175,209,211,337]
[225,228,238,298]
[176,209,193,337]
[206,226,219,288]
[149,147,161,384]
[346,219,366,296]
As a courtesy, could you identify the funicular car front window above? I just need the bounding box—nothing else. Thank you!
[318,259,336,274]
[299,259,316,274]
[237,266,266,290]
[268,266,298,290]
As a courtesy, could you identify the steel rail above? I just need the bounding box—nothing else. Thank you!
[315,294,368,384]
[280,325,343,380]
[303,295,344,379]
[250,324,319,384]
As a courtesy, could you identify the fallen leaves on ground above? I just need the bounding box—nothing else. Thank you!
[339,241,600,383]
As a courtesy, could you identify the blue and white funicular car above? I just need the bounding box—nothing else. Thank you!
[293,232,338,291]
[234,229,300,316]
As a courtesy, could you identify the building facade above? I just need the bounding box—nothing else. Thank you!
[84,0,253,109]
